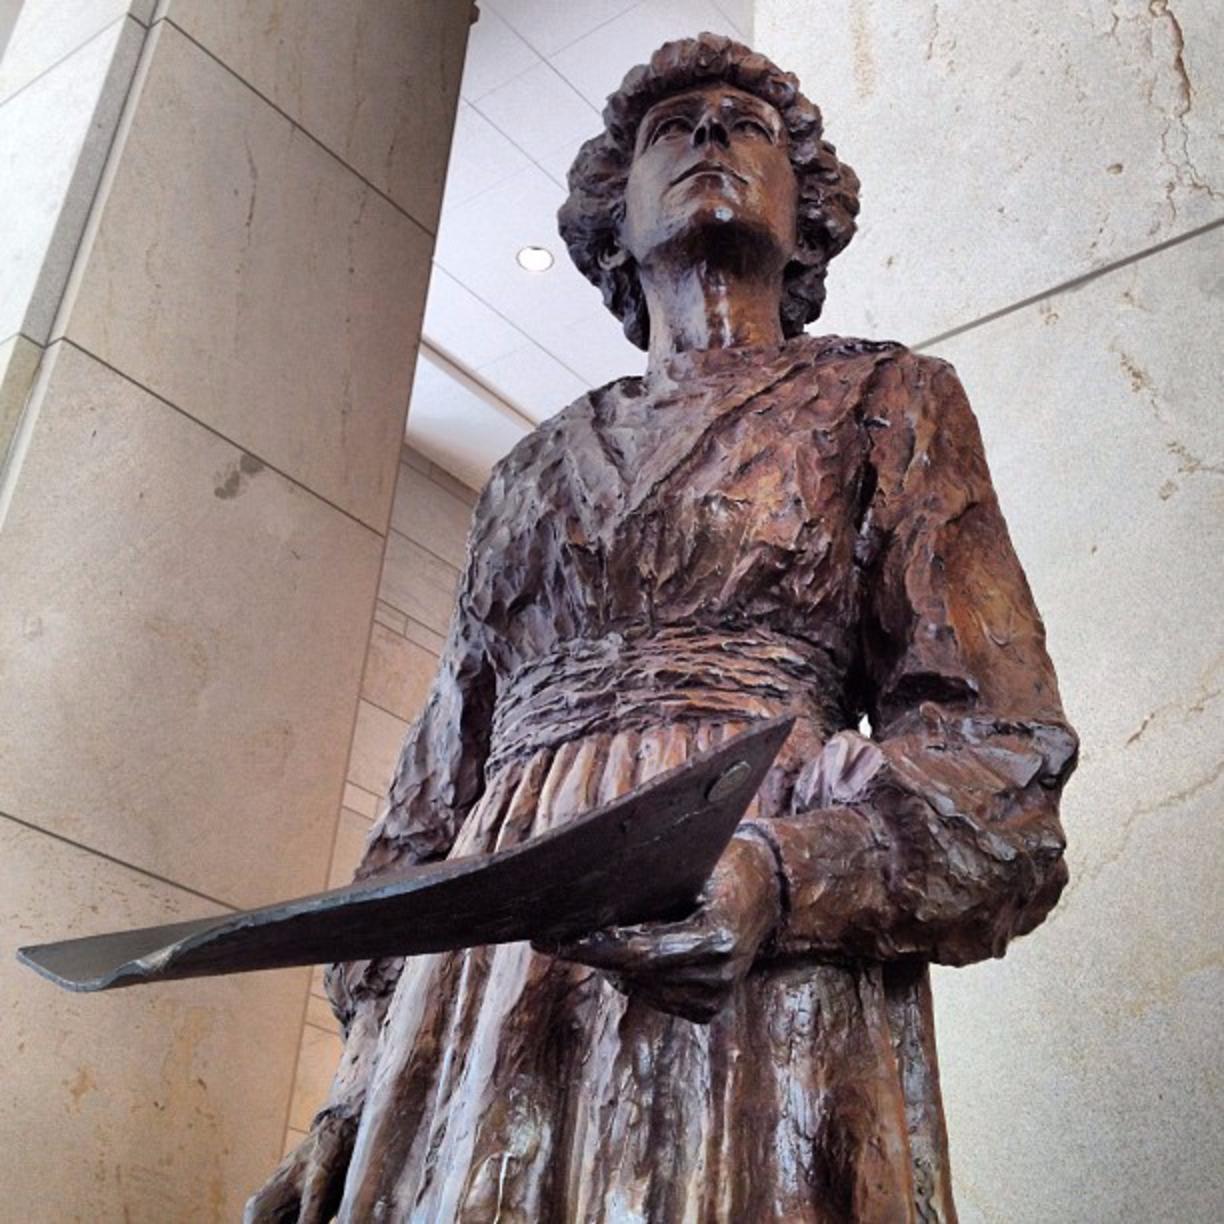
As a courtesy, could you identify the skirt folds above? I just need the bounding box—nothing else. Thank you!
[338,720,920,1224]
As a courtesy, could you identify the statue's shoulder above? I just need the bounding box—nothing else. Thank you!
[804,334,966,409]
[470,385,613,528]
[487,388,606,478]
[803,331,910,369]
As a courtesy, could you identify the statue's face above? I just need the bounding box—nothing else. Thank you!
[619,84,797,272]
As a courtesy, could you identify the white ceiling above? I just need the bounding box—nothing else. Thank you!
[406,0,754,487]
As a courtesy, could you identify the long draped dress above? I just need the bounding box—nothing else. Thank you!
[322,334,1077,1222]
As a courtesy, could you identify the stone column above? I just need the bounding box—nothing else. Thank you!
[0,2,469,1217]
[756,5,1223,1221]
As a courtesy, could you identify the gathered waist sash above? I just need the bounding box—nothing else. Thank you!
[487,624,848,776]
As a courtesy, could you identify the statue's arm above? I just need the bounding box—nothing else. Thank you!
[245,512,496,1223]
[742,352,1078,966]
[323,573,496,1038]
[327,538,496,1044]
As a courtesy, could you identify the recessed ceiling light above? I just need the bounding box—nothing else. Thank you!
[516,245,554,272]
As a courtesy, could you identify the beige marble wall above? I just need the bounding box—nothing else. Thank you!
[0,3,468,1219]
[755,4,1223,1220]
[0,1,150,465]
[281,448,478,1155]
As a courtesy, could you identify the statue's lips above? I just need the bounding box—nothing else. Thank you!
[669,160,748,188]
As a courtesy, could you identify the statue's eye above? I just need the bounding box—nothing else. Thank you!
[651,116,691,143]
[734,118,774,141]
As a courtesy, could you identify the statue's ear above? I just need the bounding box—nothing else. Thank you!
[598,243,630,272]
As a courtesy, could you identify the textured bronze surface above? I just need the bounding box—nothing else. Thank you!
[17,718,791,992]
[241,32,1077,1224]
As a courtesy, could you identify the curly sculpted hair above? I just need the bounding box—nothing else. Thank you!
[558,33,860,351]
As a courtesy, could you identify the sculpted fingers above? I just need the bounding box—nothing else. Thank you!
[245,1114,351,1224]
[549,917,728,973]
[297,1128,348,1224]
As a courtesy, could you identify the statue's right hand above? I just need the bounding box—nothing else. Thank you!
[243,1108,356,1224]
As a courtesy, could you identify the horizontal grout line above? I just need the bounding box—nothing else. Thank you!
[404,612,447,644]
[0,10,147,113]
[914,216,1224,351]
[57,338,385,539]
[157,16,436,245]
[0,807,237,911]
[374,602,447,654]
[356,694,413,726]
[386,520,464,574]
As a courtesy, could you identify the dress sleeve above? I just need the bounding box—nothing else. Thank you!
[740,351,1078,966]
[324,517,497,1033]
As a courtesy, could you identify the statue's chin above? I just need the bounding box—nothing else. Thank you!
[663,207,790,275]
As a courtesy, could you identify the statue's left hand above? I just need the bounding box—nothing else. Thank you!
[538,832,781,1023]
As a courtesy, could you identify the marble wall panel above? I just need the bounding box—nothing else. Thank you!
[0,343,381,909]
[925,226,1223,1222]
[756,1,1224,341]
[404,613,448,656]
[373,597,410,637]
[286,1017,344,1133]
[342,781,380,822]
[304,990,337,1035]
[164,0,470,233]
[390,457,475,560]
[0,817,307,1222]
[0,333,41,457]
[422,458,480,508]
[0,0,152,103]
[59,21,430,530]
[327,808,373,889]
[283,1127,310,1159]
[378,530,462,637]
[346,699,410,798]
[0,14,143,342]
[363,621,437,723]
[309,963,328,1002]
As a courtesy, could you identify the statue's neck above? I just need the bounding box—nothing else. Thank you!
[641,259,786,379]
[636,255,788,374]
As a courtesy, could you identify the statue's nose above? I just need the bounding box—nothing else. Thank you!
[692,114,730,149]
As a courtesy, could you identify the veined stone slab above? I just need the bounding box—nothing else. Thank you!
[927,225,1223,1224]
[0,816,307,1222]
[756,1,1224,341]
[286,1017,343,1133]
[346,699,409,798]
[0,342,382,908]
[362,621,437,723]
[378,530,461,637]
[390,462,475,561]
[164,0,470,233]
[58,21,430,530]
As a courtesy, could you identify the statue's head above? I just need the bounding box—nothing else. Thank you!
[559,33,860,351]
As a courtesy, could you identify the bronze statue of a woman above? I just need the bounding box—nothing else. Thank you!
[249,34,1077,1223]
